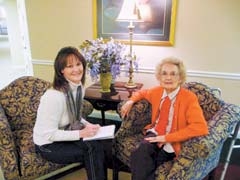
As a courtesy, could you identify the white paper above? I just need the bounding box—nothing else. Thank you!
[83,124,116,141]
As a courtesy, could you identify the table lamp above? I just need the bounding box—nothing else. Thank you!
[116,0,142,88]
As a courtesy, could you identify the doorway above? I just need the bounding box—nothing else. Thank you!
[0,0,33,89]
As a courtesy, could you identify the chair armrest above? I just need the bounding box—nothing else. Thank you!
[0,104,20,179]
[81,100,94,119]
[116,99,151,137]
[179,103,240,159]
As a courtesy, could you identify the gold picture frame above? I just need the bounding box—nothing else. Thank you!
[93,0,177,46]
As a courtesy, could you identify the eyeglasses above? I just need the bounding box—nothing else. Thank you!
[160,72,179,78]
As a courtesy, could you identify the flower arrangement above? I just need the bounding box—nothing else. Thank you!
[80,37,137,81]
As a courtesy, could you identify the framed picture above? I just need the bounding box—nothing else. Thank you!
[93,0,177,46]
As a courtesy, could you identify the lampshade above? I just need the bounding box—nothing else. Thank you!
[116,0,142,22]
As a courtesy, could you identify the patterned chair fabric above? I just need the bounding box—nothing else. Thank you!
[113,82,240,180]
[0,76,93,180]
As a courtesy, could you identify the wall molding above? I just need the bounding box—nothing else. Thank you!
[32,59,53,65]
[139,67,240,80]
[32,59,240,80]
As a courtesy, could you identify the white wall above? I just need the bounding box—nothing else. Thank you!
[135,0,240,73]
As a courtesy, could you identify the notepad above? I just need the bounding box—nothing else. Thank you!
[83,124,116,141]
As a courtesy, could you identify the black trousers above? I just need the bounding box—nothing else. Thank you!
[130,132,176,180]
[35,140,107,180]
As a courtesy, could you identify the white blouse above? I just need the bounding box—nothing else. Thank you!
[33,83,87,146]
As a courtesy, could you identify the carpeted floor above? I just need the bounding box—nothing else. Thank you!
[212,164,240,180]
[57,168,131,180]
[207,138,240,180]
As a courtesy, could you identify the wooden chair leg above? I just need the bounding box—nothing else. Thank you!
[112,154,119,180]
[112,168,119,180]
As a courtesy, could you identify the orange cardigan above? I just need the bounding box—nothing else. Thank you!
[130,86,209,156]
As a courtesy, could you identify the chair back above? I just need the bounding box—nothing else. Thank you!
[183,82,224,121]
[0,76,51,130]
[0,76,51,158]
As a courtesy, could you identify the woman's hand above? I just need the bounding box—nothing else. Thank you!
[120,100,134,118]
[145,135,166,148]
[79,123,100,138]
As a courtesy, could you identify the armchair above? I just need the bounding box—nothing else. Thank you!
[0,76,93,180]
[113,82,240,180]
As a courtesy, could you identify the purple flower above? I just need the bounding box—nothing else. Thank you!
[80,38,138,81]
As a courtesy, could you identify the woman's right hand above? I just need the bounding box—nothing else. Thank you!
[79,123,100,138]
[120,100,134,118]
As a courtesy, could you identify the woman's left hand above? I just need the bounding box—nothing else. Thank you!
[120,100,134,118]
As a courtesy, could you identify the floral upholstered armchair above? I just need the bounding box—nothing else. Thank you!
[0,76,93,180]
[113,82,240,180]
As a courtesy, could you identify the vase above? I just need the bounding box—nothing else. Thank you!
[100,72,112,93]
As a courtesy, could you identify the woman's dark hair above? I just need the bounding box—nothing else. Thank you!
[53,46,86,91]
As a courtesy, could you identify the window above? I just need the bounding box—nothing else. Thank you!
[0,6,7,35]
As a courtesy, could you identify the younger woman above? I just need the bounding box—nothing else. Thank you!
[33,47,106,180]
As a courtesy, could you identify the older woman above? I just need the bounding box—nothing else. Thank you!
[121,57,208,180]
